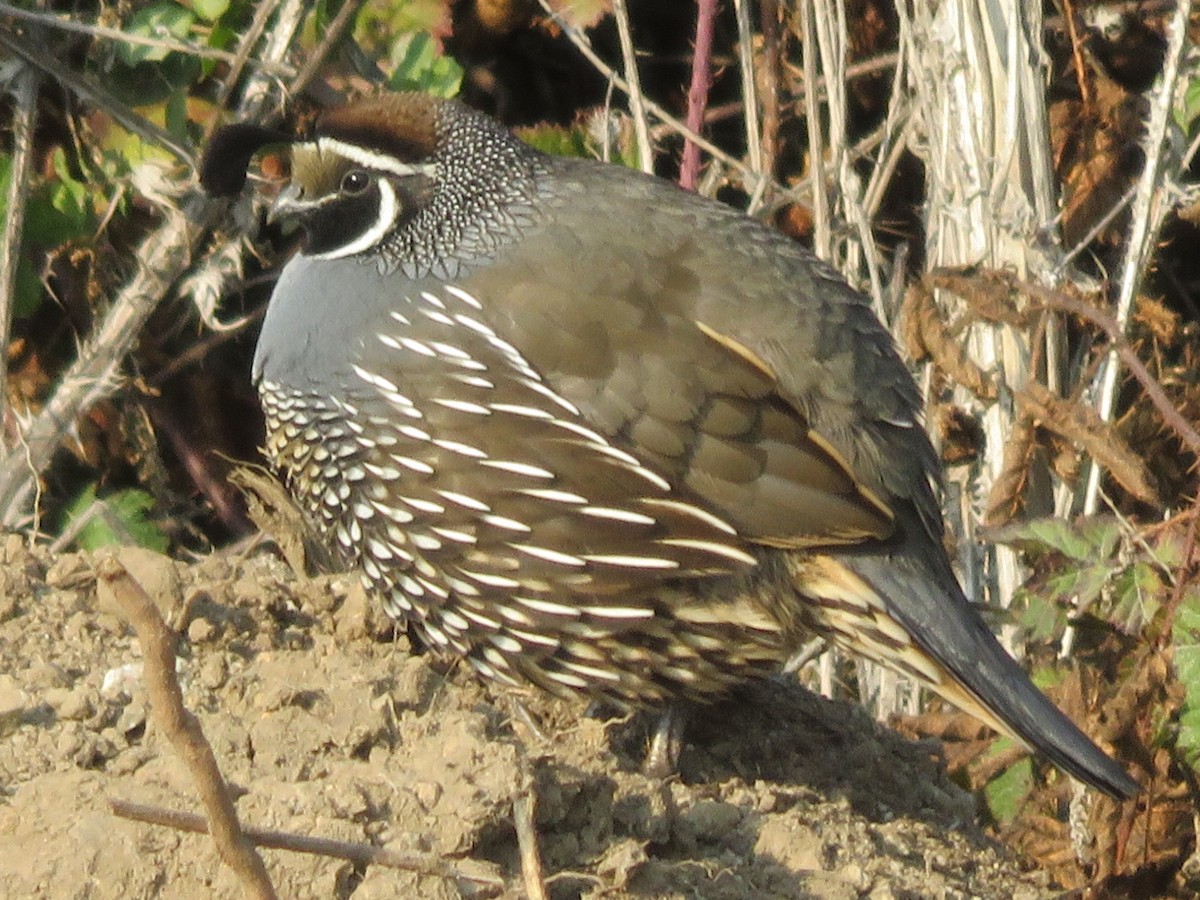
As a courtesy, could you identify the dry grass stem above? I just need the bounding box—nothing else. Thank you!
[799,2,830,260]
[0,2,295,74]
[0,28,193,166]
[108,798,507,890]
[1081,0,1193,515]
[211,0,289,118]
[514,779,549,900]
[289,0,367,100]
[536,0,775,198]
[0,64,38,425]
[97,554,277,899]
[0,0,307,530]
[610,0,653,175]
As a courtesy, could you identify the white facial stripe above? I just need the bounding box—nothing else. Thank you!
[310,178,399,261]
[315,137,437,179]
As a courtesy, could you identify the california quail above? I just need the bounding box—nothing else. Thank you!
[202,92,1137,798]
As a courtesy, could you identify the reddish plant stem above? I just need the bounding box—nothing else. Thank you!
[680,0,720,191]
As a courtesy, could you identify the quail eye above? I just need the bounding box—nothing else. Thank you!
[340,169,371,194]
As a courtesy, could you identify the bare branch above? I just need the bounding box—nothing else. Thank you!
[97,554,277,900]
[108,798,506,890]
[679,0,718,189]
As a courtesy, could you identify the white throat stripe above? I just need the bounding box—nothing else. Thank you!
[310,178,400,260]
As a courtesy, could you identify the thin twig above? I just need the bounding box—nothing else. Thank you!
[1060,0,1092,107]
[731,0,763,209]
[536,0,772,197]
[799,2,829,258]
[1018,277,1200,457]
[1056,181,1139,271]
[0,0,309,529]
[679,0,718,189]
[1081,0,1191,515]
[0,28,194,166]
[610,0,653,174]
[756,0,781,185]
[108,799,506,889]
[288,0,366,98]
[211,0,285,119]
[97,554,277,899]
[146,397,252,535]
[0,2,295,75]
[513,780,548,900]
[0,64,38,430]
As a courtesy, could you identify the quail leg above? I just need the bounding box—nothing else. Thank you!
[643,705,688,778]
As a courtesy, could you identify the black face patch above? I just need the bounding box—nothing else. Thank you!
[302,181,384,256]
[294,174,436,257]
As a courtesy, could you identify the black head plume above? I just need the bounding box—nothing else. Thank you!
[200,123,293,196]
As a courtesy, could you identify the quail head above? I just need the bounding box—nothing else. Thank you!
[202,92,1137,798]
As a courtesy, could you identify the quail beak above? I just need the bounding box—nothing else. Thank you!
[267,183,305,226]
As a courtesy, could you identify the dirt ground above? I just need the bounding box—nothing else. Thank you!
[0,535,1060,899]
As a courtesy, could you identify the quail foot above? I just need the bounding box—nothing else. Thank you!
[203,92,1137,799]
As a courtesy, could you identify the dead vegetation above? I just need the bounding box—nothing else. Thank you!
[2,0,1200,896]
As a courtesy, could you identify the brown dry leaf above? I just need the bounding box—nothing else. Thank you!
[473,0,537,35]
[927,267,1033,329]
[1019,380,1158,505]
[985,411,1037,525]
[228,465,330,578]
[773,202,815,243]
[1050,75,1146,250]
[543,0,612,30]
[1135,294,1182,346]
[936,405,984,466]
[899,280,997,400]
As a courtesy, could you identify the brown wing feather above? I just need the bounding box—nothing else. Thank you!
[471,241,896,549]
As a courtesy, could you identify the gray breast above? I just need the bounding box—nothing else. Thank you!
[253,252,399,391]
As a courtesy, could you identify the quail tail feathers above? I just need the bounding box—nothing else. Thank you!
[797,522,1137,799]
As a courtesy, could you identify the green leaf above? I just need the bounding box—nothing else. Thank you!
[0,149,95,318]
[63,485,170,553]
[981,738,1033,825]
[1172,588,1200,772]
[117,2,197,65]
[1177,77,1200,134]
[190,0,230,23]
[517,123,594,159]
[1110,562,1163,632]
[1018,589,1068,642]
[995,517,1095,561]
[387,32,462,98]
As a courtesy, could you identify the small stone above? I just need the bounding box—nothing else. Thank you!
[682,799,743,843]
[411,780,441,810]
[117,701,147,739]
[45,686,94,721]
[187,617,217,644]
[332,579,370,642]
[24,662,70,690]
[0,675,30,736]
[101,663,143,699]
[44,553,95,590]
[56,725,83,758]
[197,654,228,690]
